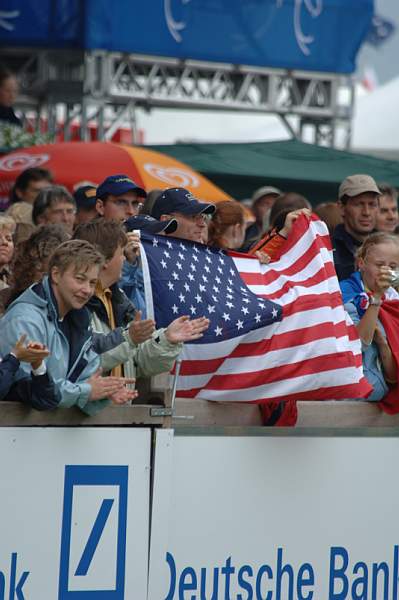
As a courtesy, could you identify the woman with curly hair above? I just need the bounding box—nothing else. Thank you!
[0,224,69,313]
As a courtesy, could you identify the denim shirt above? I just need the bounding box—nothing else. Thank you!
[119,259,146,318]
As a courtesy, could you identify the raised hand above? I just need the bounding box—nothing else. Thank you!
[165,316,210,344]
[12,335,50,370]
[128,310,156,344]
[279,208,312,238]
[124,231,141,264]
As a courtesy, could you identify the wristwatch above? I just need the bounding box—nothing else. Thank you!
[369,295,382,307]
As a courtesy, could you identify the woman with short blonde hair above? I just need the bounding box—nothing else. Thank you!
[0,215,16,290]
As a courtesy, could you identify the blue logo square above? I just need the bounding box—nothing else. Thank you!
[58,465,128,599]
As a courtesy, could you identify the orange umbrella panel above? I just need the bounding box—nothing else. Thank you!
[0,142,232,209]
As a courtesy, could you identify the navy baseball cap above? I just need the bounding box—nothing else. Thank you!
[96,174,147,199]
[151,187,215,219]
[73,185,97,210]
[125,214,178,235]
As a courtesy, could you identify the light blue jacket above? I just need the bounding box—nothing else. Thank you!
[0,277,106,415]
[340,271,389,401]
[344,301,388,401]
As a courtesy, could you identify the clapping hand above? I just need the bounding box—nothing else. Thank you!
[110,386,138,405]
[88,369,136,401]
[128,311,156,344]
[165,316,210,344]
[12,335,50,370]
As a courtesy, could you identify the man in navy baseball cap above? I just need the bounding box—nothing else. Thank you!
[124,214,178,235]
[73,184,97,225]
[150,187,215,243]
[96,174,147,222]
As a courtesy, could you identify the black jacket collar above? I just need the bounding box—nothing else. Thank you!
[86,283,136,328]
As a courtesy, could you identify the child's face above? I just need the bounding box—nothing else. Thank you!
[359,242,399,290]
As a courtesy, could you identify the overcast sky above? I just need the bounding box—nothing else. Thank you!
[138,1,399,145]
[357,0,399,84]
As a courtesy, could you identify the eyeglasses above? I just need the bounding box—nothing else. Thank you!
[50,207,76,217]
[177,212,208,223]
[112,198,143,210]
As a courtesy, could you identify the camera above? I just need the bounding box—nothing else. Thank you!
[389,269,399,287]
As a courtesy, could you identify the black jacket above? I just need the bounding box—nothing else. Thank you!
[0,353,60,411]
[332,224,362,281]
[0,106,22,127]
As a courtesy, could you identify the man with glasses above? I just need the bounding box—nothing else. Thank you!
[95,174,146,222]
[95,173,149,320]
[150,187,215,244]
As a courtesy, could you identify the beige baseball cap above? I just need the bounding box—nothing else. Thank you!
[252,186,281,205]
[338,174,381,200]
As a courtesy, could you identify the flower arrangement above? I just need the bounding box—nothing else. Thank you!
[0,122,52,151]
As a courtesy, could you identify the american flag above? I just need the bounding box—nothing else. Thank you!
[140,214,371,403]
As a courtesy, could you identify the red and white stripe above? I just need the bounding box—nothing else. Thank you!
[176,215,371,402]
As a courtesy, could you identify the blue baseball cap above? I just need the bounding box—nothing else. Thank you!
[125,214,178,235]
[96,174,147,200]
[73,185,97,210]
[151,187,215,219]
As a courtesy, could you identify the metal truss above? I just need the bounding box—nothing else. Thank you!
[0,48,354,147]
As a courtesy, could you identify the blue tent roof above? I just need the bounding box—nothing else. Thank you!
[0,0,374,74]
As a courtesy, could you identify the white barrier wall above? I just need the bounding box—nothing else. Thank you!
[0,427,151,600]
[148,431,399,600]
[2,425,399,599]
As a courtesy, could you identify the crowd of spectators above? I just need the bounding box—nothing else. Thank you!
[0,149,398,420]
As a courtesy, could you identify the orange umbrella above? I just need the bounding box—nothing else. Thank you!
[0,141,232,208]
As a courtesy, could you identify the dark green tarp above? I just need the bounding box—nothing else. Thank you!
[148,140,399,205]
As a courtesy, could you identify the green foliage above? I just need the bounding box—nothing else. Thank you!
[0,122,53,151]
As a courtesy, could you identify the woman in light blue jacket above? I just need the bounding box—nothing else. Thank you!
[0,241,134,414]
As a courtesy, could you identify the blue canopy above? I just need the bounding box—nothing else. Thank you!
[0,0,374,74]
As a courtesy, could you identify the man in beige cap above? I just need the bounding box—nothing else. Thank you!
[333,174,381,280]
[242,185,281,250]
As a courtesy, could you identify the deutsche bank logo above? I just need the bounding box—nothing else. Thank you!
[58,465,128,599]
